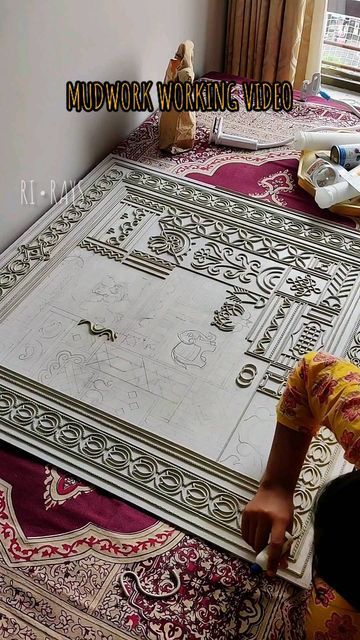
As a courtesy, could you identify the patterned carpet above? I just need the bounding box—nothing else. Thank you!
[0,444,307,640]
[115,72,359,228]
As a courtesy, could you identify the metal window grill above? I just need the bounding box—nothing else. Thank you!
[323,11,360,73]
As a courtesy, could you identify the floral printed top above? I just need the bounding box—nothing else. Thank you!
[276,351,360,467]
[305,577,360,640]
[277,351,360,637]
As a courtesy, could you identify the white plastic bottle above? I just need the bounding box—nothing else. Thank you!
[315,164,360,209]
[293,132,360,151]
[250,531,294,575]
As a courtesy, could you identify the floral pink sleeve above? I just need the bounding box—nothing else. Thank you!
[276,353,320,435]
[277,352,360,466]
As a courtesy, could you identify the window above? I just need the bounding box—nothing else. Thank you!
[322,0,360,91]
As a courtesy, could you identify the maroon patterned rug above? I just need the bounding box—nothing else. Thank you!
[0,444,307,640]
[115,72,359,229]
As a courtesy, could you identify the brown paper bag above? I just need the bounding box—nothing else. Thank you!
[159,40,196,154]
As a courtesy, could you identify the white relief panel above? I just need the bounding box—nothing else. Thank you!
[0,158,359,586]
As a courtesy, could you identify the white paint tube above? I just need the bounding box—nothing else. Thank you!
[315,164,360,208]
[293,132,360,151]
[250,532,294,575]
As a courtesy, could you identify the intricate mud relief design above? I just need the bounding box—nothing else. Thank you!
[211,287,266,332]
[148,229,195,263]
[322,264,359,311]
[0,166,123,301]
[192,243,262,283]
[258,363,289,399]
[250,298,292,357]
[236,364,257,388]
[123,250,175,278]
[0,159,359,586]
[79,237,127,262]
[106,207,147,246]
[346,321,360,367]
[286,274,321,297]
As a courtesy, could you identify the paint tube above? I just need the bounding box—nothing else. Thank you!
[330,144,360,170]
[315,164,360,208]
[293,132,360,151]
[250,532,294,575]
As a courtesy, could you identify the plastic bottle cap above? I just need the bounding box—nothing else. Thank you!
[250,563,263,575]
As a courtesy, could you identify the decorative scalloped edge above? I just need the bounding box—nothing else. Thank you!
[0,365,350,587]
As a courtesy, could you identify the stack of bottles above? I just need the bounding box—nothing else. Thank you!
[294,132,360,209]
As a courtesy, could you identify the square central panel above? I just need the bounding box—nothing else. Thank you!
[0,158,359,586]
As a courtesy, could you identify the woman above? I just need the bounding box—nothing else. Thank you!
[242,351,360,638]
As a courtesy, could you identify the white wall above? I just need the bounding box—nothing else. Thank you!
[0,0,227,252]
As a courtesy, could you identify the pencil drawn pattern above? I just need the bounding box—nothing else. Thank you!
[171,330,216,369]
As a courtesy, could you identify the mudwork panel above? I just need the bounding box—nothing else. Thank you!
[0,158,358,586]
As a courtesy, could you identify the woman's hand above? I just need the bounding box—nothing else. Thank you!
[241,484,294,576]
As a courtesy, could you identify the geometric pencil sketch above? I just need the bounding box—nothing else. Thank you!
[0,157,358,587]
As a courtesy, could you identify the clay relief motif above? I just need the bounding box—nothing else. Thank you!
[78,319,118,342]
[148,229,195,263]
[211,286,266,332]
[286,274,321,297]
[105,207,147,246]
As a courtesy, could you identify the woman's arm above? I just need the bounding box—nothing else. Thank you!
[242,350,360,575]
[241,421,312,575]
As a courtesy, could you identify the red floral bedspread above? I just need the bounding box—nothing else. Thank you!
[0,444,307,640]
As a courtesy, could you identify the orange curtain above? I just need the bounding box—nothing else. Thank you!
[225,0,327,89]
